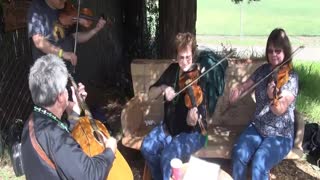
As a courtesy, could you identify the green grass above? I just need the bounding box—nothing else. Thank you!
[197,0,320,36]
[294,61,320,123]
[0,148,25,180]
[197,35,268,46]
[0,166,24,180]
[196,35,317,47]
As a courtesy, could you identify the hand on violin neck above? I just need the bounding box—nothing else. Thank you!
[59,2,108,29]
[88,18,106,36]
[267,81,279,100]
[94,17,106,32]
[187,107,199,126]
[77,18,92,28]
[229,86,243,104]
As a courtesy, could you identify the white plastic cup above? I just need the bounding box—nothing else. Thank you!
[170,158,183,180]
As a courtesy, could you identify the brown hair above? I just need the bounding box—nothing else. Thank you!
[266,28,293,65]
[175,32,197,57]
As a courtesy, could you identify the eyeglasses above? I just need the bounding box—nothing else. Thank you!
[267,48,283,55]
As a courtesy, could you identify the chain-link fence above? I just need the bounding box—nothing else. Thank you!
[0,26,33,156]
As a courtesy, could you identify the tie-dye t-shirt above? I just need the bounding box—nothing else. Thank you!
[27,0,74,64]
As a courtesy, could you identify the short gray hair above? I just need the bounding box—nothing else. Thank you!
[28,54,68,107]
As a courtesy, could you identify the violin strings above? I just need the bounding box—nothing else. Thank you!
[221,45,305,116]
[237,45,304,101]
[172,51,235,100]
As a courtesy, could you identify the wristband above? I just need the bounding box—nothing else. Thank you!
[58,49,64,58]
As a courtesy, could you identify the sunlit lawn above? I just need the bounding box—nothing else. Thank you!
[197,0,320,36]
[295,61,320,123]
[0,149,24,180]
[196,35,320,47]
[0,166,24,180]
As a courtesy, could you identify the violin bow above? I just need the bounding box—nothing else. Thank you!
[68,0,101,133]
[220,45,305,115]
[72,0,82,73]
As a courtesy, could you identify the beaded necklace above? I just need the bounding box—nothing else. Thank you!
[33,106,70,133]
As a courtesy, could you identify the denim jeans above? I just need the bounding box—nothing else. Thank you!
[141,123,206,180]
[232,124,293,180]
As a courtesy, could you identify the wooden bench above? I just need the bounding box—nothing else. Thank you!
[121,58,305,179]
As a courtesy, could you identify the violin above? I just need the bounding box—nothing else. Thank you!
[178,64,207,135]
[220,46,304,116]
[179,64,204,109]
[270,63,292,106]
[59,1,110,29]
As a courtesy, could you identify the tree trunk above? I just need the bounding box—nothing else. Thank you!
[122,0,146,60]
[159,0,197,59]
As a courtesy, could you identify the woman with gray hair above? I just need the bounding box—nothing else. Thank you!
[21,54,117,180]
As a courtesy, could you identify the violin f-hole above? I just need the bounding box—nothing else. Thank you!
[186,86,197,108]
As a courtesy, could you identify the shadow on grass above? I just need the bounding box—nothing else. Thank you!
[296,64,320,101]
[295,64,320,122]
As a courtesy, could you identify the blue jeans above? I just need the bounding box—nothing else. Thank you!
[141,123,206,180]
[232,124,293,180]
